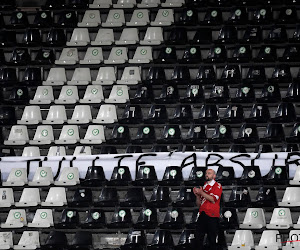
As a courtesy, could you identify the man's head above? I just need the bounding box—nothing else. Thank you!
[205,169,216,181]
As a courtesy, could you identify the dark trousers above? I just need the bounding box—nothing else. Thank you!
[195,211,219,250]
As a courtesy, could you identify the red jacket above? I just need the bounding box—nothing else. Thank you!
[199,179,222,218]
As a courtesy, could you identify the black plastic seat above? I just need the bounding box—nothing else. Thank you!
[244,66,266,83]
[209,124,233,144]
[0,68,17,85]
[256,83,281,103]
[69,231,92,250]
[135,207,158,229]
[56,11,78,27]
[263,163,288,185]
[99,146,118,154]
[269,65,292,83]
[69,188,93,207]
[215,26,238,44]
[277,7,297,23]
[107,125,131,144]
[185,166,207,186]
[196,104,219,124]
[229,45,252,63]
[145,67,166,85]
[219,207,239,230]
[0,0,15,10]
[286,123,300,142]
[221,105,244,124]
[226,187,251,207]
[191,28,212,44]
[220,65,241,84]
[43,0,66,9]
[21,29,41,46]
[158,125,181,144]
[194,66,216,85]
[206,82,229,103]
[120,187,146,207]
[173,187,196,207]
[81,165,106,186]
[5,87,29,104]
[0,31,16,47]
[232,83,255,103]
[108,207,132,229]
[155,84,178,104]
[95,187,119,207]
[271,102,296,123]
[170,66,190,84]
[241,26,262,43]
[202,8,222,25]
[216,166,235,185]
[43,231,67,250]
[281,143,299,152]
[134,164,158,186]
[235,123,259,144]
[260,123,285,143]
[205,45,227,63]
[160,207,185,230]
[280,45,300,62]
[132,125,156,145]
[22,68,42,86]
[186,209,199,229]
[255,144,273,153]
[131,84,153,104]
[9,49,31,65]
[251,7,272,24]
[169,105,193,124]
[238,165,262,185]
[34,49,55,65]
[255,45,277,62]
[121,229,147,250]
[126,146,143,154]
[290,24,300,43]
[155,47,177,64]
[183,124,206,144]
[148,230,174,250]
[119,105,143,124]
[81,209,106,229]
[67,0,89,8]
[151,145,169,152]
[246,104,270,123]
[56,209,79,229]
[33,11,53,27]
[148,186,171,208]
[178,8,198,26]
[144,105,168,124]
[229,144,247,153]
[175,229,196,249]
[254,187,277,207]
[45,28,66,47]
[166,28,187,45]
[8,11,28,28]
[109,164,132,186]
[227,7,247,24]
[0,107,16,125]
[161,166,183,186]
[265,25,287,43]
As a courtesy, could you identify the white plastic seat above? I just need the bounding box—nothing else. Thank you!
[105,85,129,103]
[161,0,184,7]
[30,86,54,104]
[92,67,116,85]
[55,48,79,65]
[42,68,67,86]
[137,0,160,8]
[0,188,14,207]
[66,28,90,46]
[240,208,266,229]
[140,27,164,45]
[127,9,150,26]
[113,0,136,8]
[283,230,300,249]
[117,67,141,85]
[89,0,112,8]
[80,125,105,144]
[104,47,128,64]
[91,29,114,46]
[73,146,92,156]
[14,231,40,250]
[115,28,139,45]
[54,167,80,186]
[15,188,41,207]
[102,9,125,27]
[28,209,54,228]
[4,125,29,146]
[47,146,67,157]
[279,187,300,207]
[78,10,101,27]
[151,9,174,26]
[29,125,54,145]
[80,47,103,65]
[1,209,27,228]
[67,68,91,85]
[228,230,254,250]
[255,230,281,250]
[22,147,41,157]
[290,166,300,185]
[2,168,28,186]
[0,232,13,249]
[68,105,92,124]
[28,167,54,186]
[43,106,67,125]
[129,46,153,64]
[41,187,67,206]
[55,86,79,104]
[55,125,80,144]
[18,106,42,125]
[80,85,104,104]
[267,208,293,229]
[93,104,118,124]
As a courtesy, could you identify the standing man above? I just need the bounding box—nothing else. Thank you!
[193,168,223,250]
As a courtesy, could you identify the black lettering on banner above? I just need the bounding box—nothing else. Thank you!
[290,233,299,243]
[229,154,251,168]
[286,152,300,167]
[206,153,224,168]
[181,153,197,169]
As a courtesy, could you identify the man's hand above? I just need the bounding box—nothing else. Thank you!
[193,187,203,197]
